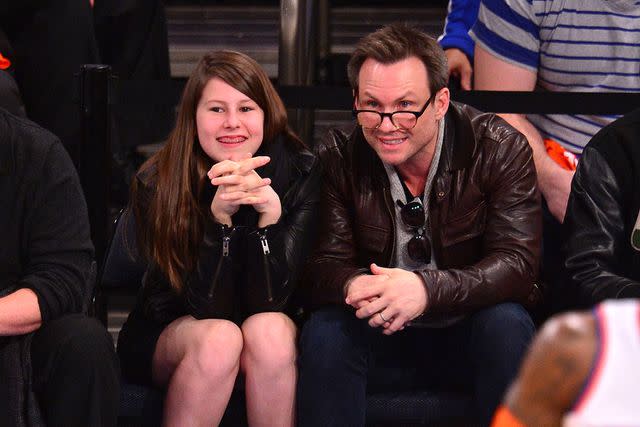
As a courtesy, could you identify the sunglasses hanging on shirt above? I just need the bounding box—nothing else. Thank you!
[397,199,431,263]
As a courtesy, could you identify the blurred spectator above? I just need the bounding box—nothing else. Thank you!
[0,108,119,427]
[93,0,173,205]
[471,0,640,222]
[0,27,26,118]
[0,0,99,166]
[0,0,172,208]
[471,0,640,314]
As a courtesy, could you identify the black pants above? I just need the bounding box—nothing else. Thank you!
[30,314,120,427]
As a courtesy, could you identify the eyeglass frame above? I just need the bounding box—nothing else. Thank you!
[352,94,434,130]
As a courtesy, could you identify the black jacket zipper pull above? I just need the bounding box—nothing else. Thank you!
[259,230,273,302]
[208,225,232,298]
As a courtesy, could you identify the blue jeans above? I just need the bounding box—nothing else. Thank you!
[297,303,534,427]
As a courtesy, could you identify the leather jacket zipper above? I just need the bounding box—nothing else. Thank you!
[382,186,396,263]
[208,226,232,298]
[258,229,274,302]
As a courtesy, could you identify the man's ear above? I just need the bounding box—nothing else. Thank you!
[434,87,450,121]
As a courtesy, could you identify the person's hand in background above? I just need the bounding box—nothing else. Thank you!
[445,48,472,90]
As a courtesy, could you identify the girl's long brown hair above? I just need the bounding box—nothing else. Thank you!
[131,50,302,292]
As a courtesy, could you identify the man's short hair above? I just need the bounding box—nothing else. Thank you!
[347,23,448,97]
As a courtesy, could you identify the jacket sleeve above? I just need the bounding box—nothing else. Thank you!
[19,142,94,321]
[243,158,322,313]
[564,146,640,305]
[438,0,480,60]
[416,126,542,316]
[301,132,370,309]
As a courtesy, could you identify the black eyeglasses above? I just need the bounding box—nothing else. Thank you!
[398,200,431,263]
[353,95,433,130]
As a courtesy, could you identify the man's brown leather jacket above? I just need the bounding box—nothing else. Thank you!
[303,102,542,323]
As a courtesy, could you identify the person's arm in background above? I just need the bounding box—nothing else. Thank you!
[474,46,573,222]
[491,311,595,427]
[471,0,573,222]
[0,131,94,336]
[438,0,480,90]
[0,289,41,336]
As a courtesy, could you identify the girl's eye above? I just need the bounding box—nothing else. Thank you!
[240,106,253,112]
[210,106,223,113]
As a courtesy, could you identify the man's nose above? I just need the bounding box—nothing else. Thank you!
[378,114,396,131]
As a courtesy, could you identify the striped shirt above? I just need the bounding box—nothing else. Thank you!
[471,0,640,153]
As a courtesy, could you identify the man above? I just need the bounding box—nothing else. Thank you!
[492,299,640,426]
[564,108,640,306]
[0,108,119,426]
[471,0,640,223]
[298,23,541,426]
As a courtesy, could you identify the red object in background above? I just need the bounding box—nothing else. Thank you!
[545,138,578,171]
[0,53,10,70]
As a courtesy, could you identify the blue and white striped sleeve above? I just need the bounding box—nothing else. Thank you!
[470,0,540,72]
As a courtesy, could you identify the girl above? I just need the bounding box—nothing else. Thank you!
[117,50,319,427]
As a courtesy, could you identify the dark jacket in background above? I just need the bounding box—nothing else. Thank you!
[0,108,94,427]
[0,108,94,317]
[303,102,542,325]
[564,108,640,307]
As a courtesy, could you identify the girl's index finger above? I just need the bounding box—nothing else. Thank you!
[235,156,270,175]
[208,159,239,179]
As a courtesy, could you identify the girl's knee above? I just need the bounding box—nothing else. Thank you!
[190,319,244,377]
[241,313,297,370]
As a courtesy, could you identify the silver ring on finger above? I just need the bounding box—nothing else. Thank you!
[379,312,389,322]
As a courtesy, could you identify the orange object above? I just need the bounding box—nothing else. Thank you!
[491,405,527,427]
[545,138,578,171]
[0,53,10,70]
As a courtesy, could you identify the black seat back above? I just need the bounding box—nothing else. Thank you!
[93,208,146,325]
[102,208,146,289]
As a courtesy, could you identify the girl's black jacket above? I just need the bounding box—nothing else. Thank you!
[129,138,321,327]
